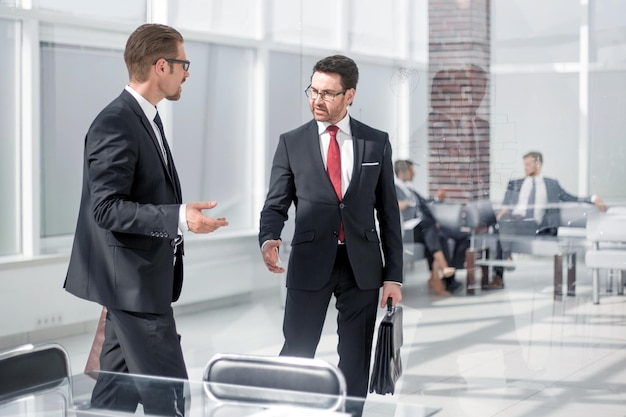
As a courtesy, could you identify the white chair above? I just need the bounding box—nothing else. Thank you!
[203,353,346,414]
[0,343,72,415]
[585,212,626,304]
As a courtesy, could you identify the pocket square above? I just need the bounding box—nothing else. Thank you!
[362,162,380,166]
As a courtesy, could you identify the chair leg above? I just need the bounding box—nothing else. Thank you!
[592,269,600,304]
[553,254,563,300]
[607,269,614,293]
[567,253,576,296]
[465,248,476,295]
[619,271,625,296]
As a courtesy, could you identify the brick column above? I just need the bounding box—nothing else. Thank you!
[428,0,490,202]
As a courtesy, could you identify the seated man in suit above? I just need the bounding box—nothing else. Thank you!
[496,150,606,264]
[394,160,465,295]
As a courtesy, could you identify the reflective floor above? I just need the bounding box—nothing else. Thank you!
[57,257,626,416]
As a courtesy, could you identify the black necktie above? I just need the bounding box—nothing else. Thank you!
[526,177,536,219]
[153,112,169,165]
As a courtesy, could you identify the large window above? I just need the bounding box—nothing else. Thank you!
[0,18,20,256]
[169,0,260,39]
[269,0,340,49]
[490,0,626,201]
[36,0,145,23]
[173,42,256,232]
[40,42,127,238]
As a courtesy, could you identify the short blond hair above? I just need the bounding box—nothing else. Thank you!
[124,23,183,83]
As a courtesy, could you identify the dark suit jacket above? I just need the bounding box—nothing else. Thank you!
[502,177,592,230]
[65,89,183,314]
[395,185,437,232]
[259,118,403,291]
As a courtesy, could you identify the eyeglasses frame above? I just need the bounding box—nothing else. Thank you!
[304,85,347,102]
[154,58,191,71]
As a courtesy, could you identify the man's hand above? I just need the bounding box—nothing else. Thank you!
[380,282,402,308]
[186,201,229,234]
[261,239,285,274]
[594,196,607,212]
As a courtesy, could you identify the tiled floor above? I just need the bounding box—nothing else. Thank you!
[56,257,626,416]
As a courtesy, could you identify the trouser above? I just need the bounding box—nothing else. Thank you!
[280,245,379,400]
[91,307,188,416]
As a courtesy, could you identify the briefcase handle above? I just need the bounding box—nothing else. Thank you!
[386,297,395,316]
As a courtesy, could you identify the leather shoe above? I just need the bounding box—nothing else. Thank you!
[443,277,463,293]
[483,274,504,290]
[428,277,451,296]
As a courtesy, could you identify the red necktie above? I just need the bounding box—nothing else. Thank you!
[326,125,344,242]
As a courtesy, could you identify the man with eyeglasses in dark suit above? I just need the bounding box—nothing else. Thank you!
[64,23,228,415]
[259,55,403,412]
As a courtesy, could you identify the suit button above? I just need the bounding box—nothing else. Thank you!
[339,203,345,209]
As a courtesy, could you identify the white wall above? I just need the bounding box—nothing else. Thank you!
[0,236,277,348]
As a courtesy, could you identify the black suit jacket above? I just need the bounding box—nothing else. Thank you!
[65,89,183,314]
[259,118,403,291]
[502,177,592,230]
[395,184,437,230]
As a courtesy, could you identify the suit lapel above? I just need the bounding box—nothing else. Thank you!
[345,118,364,199]
[122,90,182,202]
[306,121,340,198]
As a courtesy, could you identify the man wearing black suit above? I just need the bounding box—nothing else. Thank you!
[491,151,606,287]
[259,55,403,402]
[64,24,228,416]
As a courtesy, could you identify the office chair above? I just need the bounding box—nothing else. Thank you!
[203,353,346,414]
[464,199,501,292]
[585,211,626,304]
[0,343,72,414]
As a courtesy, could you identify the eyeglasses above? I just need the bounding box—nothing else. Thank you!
[155,58,191,71]
[304,85,347,102]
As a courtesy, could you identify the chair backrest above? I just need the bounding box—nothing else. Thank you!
[429,202,464,230]
[203,353,346,411]
[464,199,497,230]
[0,343,72,408]
[586,211,626,242]
[559,202,599,228]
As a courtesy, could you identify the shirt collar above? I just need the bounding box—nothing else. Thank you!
[125,85,158,122]
[316,111,352,136]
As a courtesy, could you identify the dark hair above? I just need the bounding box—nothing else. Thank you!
[523,151,543,163]
[312,55,359,90]
[393,160,411,177]
[124,23,184,83]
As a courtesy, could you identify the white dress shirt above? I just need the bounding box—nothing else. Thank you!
[512,174,547,224]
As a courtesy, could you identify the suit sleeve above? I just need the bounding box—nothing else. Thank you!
[259,135,295,246]
[87,110,179,238]
[375,137,404,284]
[552,180,592,203]
[501,180,519,207]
